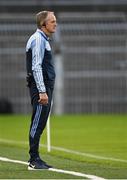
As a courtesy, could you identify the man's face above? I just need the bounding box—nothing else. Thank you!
[45,13,57,34]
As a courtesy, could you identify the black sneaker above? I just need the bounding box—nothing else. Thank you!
[28,157,52,170]
[37,157,53,168]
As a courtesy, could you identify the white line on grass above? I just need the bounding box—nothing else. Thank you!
[49,145,127,163]
[0,138,127,163]
[0,156,105,180]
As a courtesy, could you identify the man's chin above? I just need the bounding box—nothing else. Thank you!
[52,29,56,33]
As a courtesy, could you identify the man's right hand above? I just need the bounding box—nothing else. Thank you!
[38,93,48,105]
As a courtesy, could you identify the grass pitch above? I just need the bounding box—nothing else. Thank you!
[0,114,127,179]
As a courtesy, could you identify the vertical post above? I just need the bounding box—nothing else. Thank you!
[53,26,64,115]
[47,115,51,152]
[46,100,53,152]
[54,54,64,114]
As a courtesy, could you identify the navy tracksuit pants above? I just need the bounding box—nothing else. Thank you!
[28,79,54,160]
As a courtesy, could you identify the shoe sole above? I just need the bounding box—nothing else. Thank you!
[28,166,49,170]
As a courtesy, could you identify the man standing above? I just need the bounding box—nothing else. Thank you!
[26,11,57,170]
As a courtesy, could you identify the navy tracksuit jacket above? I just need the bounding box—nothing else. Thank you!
[26,29,55,160]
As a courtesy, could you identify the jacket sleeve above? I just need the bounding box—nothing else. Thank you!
[31,33,46,93]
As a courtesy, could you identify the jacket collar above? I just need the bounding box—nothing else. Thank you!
[37,29,49,41]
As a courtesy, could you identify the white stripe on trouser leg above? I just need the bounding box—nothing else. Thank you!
[31,105,42,137]
[30,105,42,138]
[30,105,40,137]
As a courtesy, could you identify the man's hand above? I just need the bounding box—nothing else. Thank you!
[38,93,48,105]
